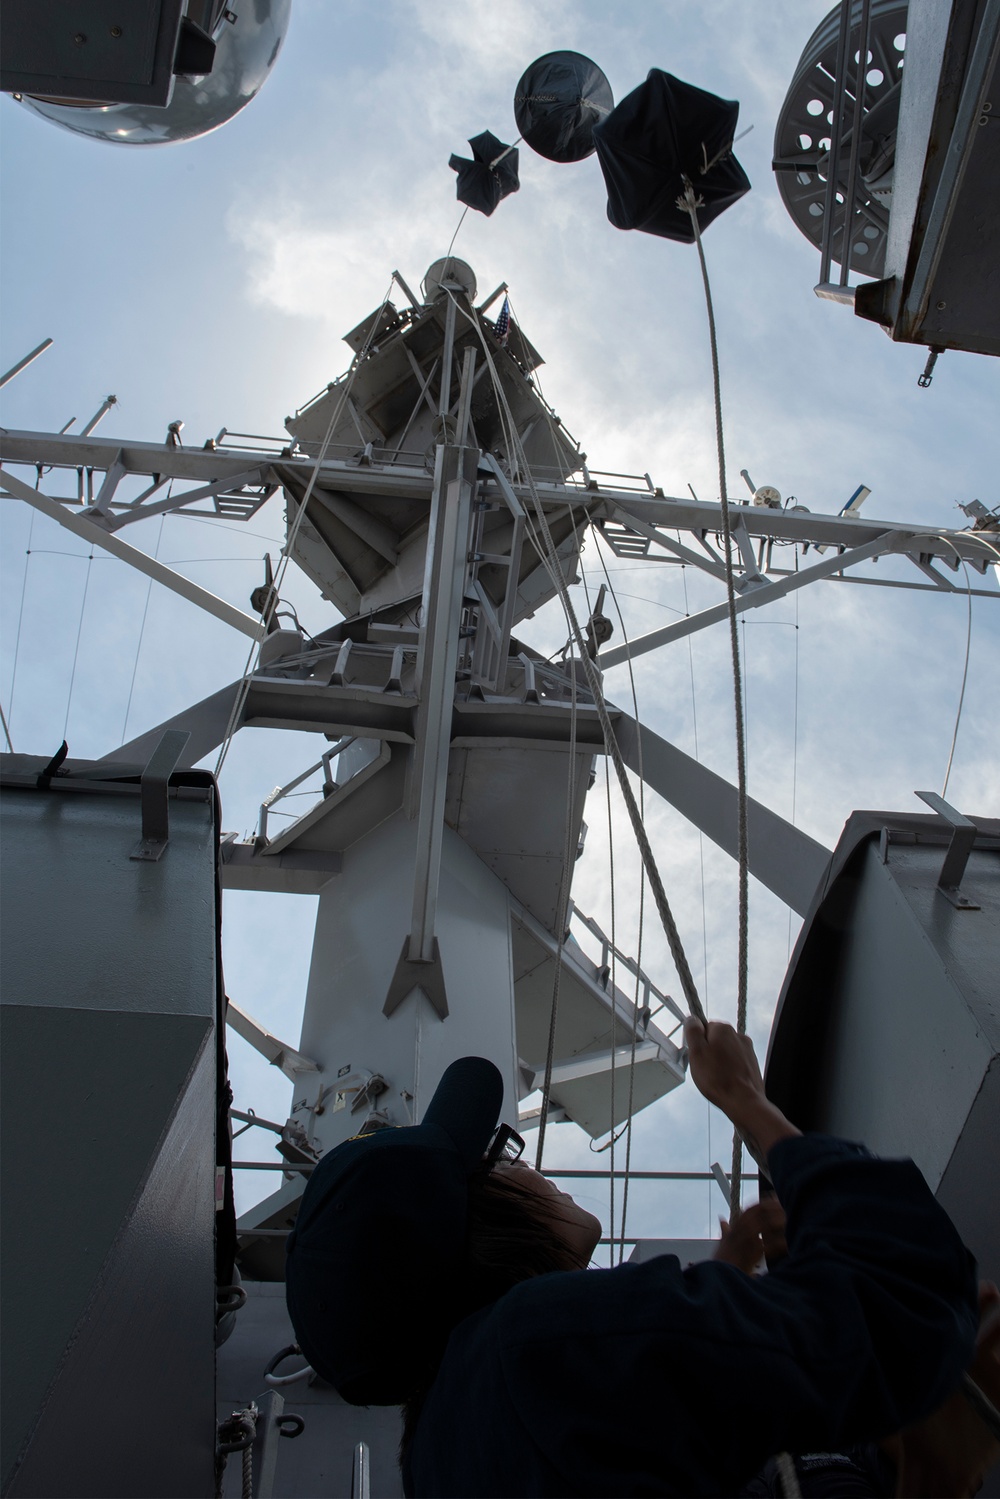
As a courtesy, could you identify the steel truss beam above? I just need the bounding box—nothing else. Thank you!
[0,467,261,638]
[4,428,996,575]
[600,533,893,667]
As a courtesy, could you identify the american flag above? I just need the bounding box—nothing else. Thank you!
[495,295,510,347]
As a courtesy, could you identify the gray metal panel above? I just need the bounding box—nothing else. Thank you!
[0,0,181,106]
[936,1058,1000,1287]
[854,0,1000,351]
[811,841,993,1182]
[0,787,216,1016]
[767,813,999,1264]
[217,1284,403,1499]
[0,769,219,1498]
[4,1021,216,1498]
[446,743,593,930]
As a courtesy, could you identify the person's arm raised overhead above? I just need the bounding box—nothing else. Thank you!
[683,1015,800,1159]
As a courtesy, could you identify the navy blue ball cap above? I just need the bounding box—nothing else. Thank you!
[284,1057,504,1405]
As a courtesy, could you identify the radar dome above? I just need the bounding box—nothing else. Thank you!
[422,258,477,304]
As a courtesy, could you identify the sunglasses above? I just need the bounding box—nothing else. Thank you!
[482,1122,526,1172]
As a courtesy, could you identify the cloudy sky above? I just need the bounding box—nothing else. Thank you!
[2,0,997,1252]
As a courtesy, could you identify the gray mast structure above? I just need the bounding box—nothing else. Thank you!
[2,257,998,1498]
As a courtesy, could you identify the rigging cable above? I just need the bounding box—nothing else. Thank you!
[213,280,396,778]
[934,532,991,798]
[121,511,166,744]
[7,506,36,737]
[63,548,95,741]
[681,180,750,1216]
[0,697,13,752]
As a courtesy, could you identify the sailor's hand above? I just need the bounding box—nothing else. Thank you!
[684,1019,801,1158]
[713,1199,788,1274]
[684,1019,764,1114]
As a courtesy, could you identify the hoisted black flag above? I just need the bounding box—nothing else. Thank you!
[449,130,520,217]
[593,70,750,243]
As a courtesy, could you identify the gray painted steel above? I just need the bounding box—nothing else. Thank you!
[0,769,218,1498]
[854,0,1000,353]
[767,810,1000,1287]
[217,1283,404,1499]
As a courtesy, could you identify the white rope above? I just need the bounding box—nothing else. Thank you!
[213,281,396,777]
[591,536,647,1262]
[448,293,708,1193]
[775,1450,802,1499]
[680,179,750,1216]
[452,293,707,1029]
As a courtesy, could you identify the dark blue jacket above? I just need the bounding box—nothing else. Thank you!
[403,1136,978,1497]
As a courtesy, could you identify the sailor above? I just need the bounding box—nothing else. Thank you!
[285,1023,996,1497]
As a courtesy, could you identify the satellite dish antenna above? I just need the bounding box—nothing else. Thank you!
[514,50,613,163]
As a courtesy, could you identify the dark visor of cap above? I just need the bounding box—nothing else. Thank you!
[421,1056,504,1170]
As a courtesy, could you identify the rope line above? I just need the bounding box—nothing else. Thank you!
[450,291,707,1045]
[591,533,648,1262]
[681,180,750,1216]
[681,559,715,1235]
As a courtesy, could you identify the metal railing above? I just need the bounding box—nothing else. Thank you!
[570,904,686,1027]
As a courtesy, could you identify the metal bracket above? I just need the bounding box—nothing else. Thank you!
[130,729,191,861]
[914,791,982,909]
[383,936,448,1020]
